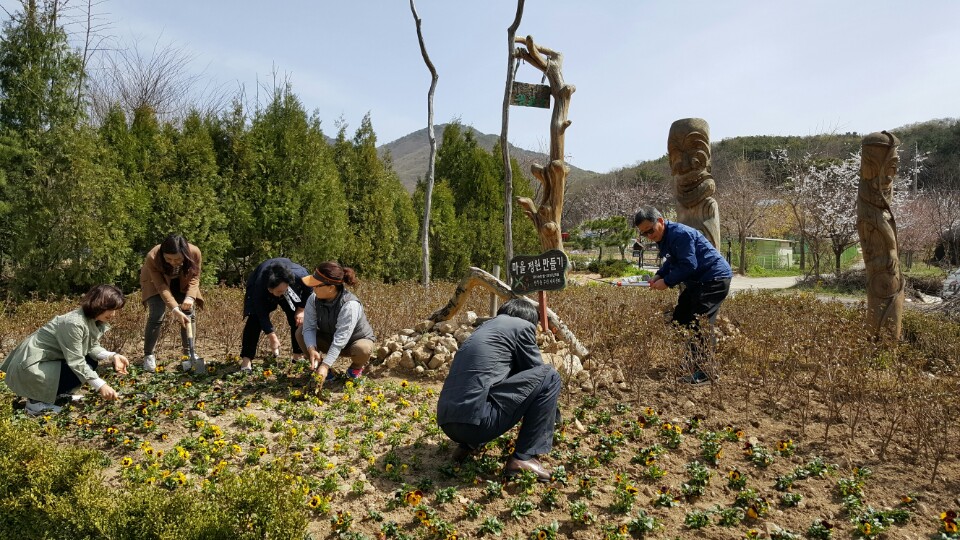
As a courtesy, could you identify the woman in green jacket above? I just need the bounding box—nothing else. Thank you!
[1,284,130,415]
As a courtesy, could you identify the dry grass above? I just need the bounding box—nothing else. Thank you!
[1,281,958,538]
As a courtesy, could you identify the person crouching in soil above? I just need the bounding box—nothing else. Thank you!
[436,298,562,482]
[1,284,129,415]
[296,261,375,387]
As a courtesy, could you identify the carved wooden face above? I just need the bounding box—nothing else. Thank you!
[861,145,899,182]
[668,130,711,177]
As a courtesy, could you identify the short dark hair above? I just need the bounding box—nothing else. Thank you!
[497,298,539,326]
[80,284,126,319]
[633,205,662,227]
[265,262,295,290]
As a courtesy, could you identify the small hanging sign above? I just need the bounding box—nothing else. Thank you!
[511,82,551,108]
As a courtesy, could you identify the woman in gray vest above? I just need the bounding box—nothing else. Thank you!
[295,261,375,386]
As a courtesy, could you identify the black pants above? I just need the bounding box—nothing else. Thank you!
[57,356,99,396]
[240,308,302,359]
[441,368,561,460]
[672,278,731,369]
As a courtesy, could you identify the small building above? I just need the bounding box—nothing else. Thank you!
[746,237,796,268]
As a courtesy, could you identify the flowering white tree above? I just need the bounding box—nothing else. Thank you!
[716,157,772,274]
[805,154,863,275]
[891,149,938,270]
[777,149,911,276]
[563,168,670,230]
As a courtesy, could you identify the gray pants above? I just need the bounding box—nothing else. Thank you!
[441,368,562,460]
[144,294,195,356]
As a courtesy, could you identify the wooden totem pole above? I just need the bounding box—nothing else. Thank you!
[513,36,575,251]
[857,130,904,339]
[669,118,720,248]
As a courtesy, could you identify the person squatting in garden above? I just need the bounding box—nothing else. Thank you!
[1,285,130,415]
[240,258,313,372]
[139,234,203,373]
[296,261,376,386]
[634,205,733,384]
[436,298,562,482]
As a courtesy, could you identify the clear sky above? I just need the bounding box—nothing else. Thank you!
[6,0,960,172]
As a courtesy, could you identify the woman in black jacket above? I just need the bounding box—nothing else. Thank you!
[240,258,312,371]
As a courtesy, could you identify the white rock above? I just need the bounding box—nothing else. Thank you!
[415,320,435,333]
[434,344,450,356]
[415,365,425,373]
[385,353,401,369]
[387,341,402,353]
[454,329,472,345]
[413,348,432,363]
[465,311,478,324]
[435,321,457,334]
[428,353,450,370]
[376,346,390,361]
[399,328,416,336]
[402,340,417,350]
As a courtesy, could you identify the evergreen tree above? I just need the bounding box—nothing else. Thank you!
[0,1,82,136]
[0,1,142,293]
[206,99,258,282]
[334,114,415,279]
[413,179,466,279]
[149,111,229,285]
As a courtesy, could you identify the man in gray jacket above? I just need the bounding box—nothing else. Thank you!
[436,299,561,482]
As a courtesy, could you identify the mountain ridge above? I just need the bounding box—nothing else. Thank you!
[377,123,600,193]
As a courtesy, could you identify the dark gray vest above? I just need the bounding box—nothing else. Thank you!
[314,289,375,343]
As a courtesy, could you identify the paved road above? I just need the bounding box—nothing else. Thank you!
[572,272,803,293]
[729,274,801,293]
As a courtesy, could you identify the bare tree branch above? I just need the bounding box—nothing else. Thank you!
[409,0,439,287]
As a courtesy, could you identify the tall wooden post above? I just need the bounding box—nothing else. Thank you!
[513,36,575,252]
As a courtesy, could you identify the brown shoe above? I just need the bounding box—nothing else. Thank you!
[452,444,478,463]
[504,456,550,482]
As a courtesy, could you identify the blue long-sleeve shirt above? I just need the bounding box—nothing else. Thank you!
[656,221,733,286]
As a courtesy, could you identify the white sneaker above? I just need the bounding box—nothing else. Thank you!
[26,399,62,416]
[142,355,157,373]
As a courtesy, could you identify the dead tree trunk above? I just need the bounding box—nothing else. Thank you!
[501,0,524,269]
[514,35,575,251]
[428,267,589,359]
[409,0,439,287]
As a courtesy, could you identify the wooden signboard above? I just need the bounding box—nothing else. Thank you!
[509,249,568,295]
[511,82,551,108]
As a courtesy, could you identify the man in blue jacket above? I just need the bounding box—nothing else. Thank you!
[634,205,733,384]
[240,258,312,371]
[436,299,561,482]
